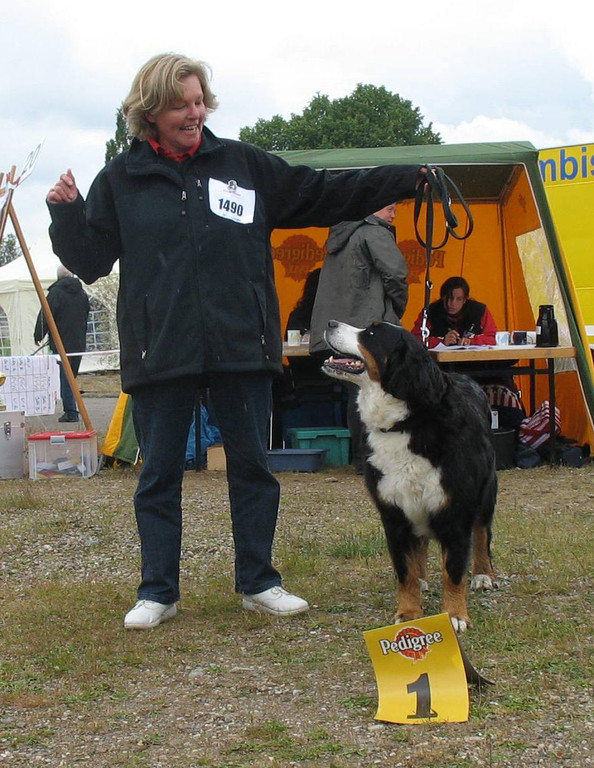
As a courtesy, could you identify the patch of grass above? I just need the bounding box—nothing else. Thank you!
[63,683,130,704]
[341,693,375,710]
[225,721,357,763]
[0,482,43,511]
[138,733,165,746]
[1,727,56,748]
[497,688,545,715]
[0,663,44,695]
[0,581,146,703]
[328,529,386,560]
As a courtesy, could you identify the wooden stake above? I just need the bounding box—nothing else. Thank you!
[6,196,93,431]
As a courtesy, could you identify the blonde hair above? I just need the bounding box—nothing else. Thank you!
[123,53,218,140]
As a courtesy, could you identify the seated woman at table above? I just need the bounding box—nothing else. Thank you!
[412,276,525,429]
[411,276,497,348]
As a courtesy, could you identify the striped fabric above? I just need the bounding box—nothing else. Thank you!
[519,400,561,448]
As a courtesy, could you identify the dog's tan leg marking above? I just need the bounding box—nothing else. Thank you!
[471,524,496,590]
[395,549,424,623]
[441,551,470,633]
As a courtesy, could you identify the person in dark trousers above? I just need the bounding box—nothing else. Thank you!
[46,52,427,630]
[309,203,409,472]
[34,265,90,422]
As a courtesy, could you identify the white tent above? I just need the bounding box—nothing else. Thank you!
[0,246,119,371]
[0,250,59,356]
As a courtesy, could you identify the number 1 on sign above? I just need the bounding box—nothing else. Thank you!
[407,673,438,719]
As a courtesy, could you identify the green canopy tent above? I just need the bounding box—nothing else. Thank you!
[272,141,594,447]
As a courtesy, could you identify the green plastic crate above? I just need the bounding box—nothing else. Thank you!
[287,427,351,466]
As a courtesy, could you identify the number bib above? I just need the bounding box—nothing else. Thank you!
[208,178,255,224]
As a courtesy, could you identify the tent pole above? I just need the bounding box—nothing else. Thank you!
[7,198,93,431]
[0,170,12,242]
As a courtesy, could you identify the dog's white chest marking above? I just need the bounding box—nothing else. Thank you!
[359,385,447,538]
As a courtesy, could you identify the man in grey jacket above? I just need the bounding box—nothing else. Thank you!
[309,203,408,471]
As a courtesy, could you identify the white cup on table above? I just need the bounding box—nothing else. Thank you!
[287,330,301,346]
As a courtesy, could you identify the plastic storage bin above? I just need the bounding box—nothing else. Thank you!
[267,448,326,473]
[0,411,26,479]
[287,427,351,466]
[28,430,98,479]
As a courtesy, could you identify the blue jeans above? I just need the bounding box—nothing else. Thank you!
[131,373,282,604]
[59,361,79,418]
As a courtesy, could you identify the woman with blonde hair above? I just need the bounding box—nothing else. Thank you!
[47,52,425,630]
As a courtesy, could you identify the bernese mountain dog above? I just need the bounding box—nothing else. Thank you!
[322,320,497,633]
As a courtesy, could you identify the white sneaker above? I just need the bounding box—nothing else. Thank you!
[242,586,309,616]
[124,600,177,630]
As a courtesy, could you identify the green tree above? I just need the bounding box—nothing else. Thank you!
[239,84,441,150]
[0,233,22,267]
[105,105,132,164]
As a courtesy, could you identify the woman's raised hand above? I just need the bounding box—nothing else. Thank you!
[47,169,78,203]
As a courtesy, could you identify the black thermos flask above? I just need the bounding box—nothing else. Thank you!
[536,305,559,347]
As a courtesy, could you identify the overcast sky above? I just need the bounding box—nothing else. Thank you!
[2,0,594,268]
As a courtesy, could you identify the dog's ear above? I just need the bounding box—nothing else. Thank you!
[383,335,447,408]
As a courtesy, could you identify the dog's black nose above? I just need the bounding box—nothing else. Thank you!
[328,320,339,328]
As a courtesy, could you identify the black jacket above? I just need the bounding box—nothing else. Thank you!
[48,128,419,392]
[426,298,487,338]
[34,276,90,354]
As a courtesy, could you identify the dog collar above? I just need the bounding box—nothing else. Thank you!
[381,417,415,433]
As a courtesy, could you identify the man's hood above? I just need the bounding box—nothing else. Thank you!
[324,214,391,255]
[324,220,367,255]
[48,276,83,294]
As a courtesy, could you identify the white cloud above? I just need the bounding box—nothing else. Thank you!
[433,116,572,150]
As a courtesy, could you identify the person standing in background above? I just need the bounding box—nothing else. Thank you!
[309,203,409,472]
[34,264,90,422]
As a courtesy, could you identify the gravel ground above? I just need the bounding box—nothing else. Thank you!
[1,384,593,767]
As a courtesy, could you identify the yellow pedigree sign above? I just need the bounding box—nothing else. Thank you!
[363,613,469,724]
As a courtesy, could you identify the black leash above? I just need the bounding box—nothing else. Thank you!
[414,166,474,346]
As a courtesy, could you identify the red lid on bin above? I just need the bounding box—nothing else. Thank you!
[28,430,97,440]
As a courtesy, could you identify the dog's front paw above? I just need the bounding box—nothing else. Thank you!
[470,574,496,591]
[394,609,424,624]
[450,616,469,634]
